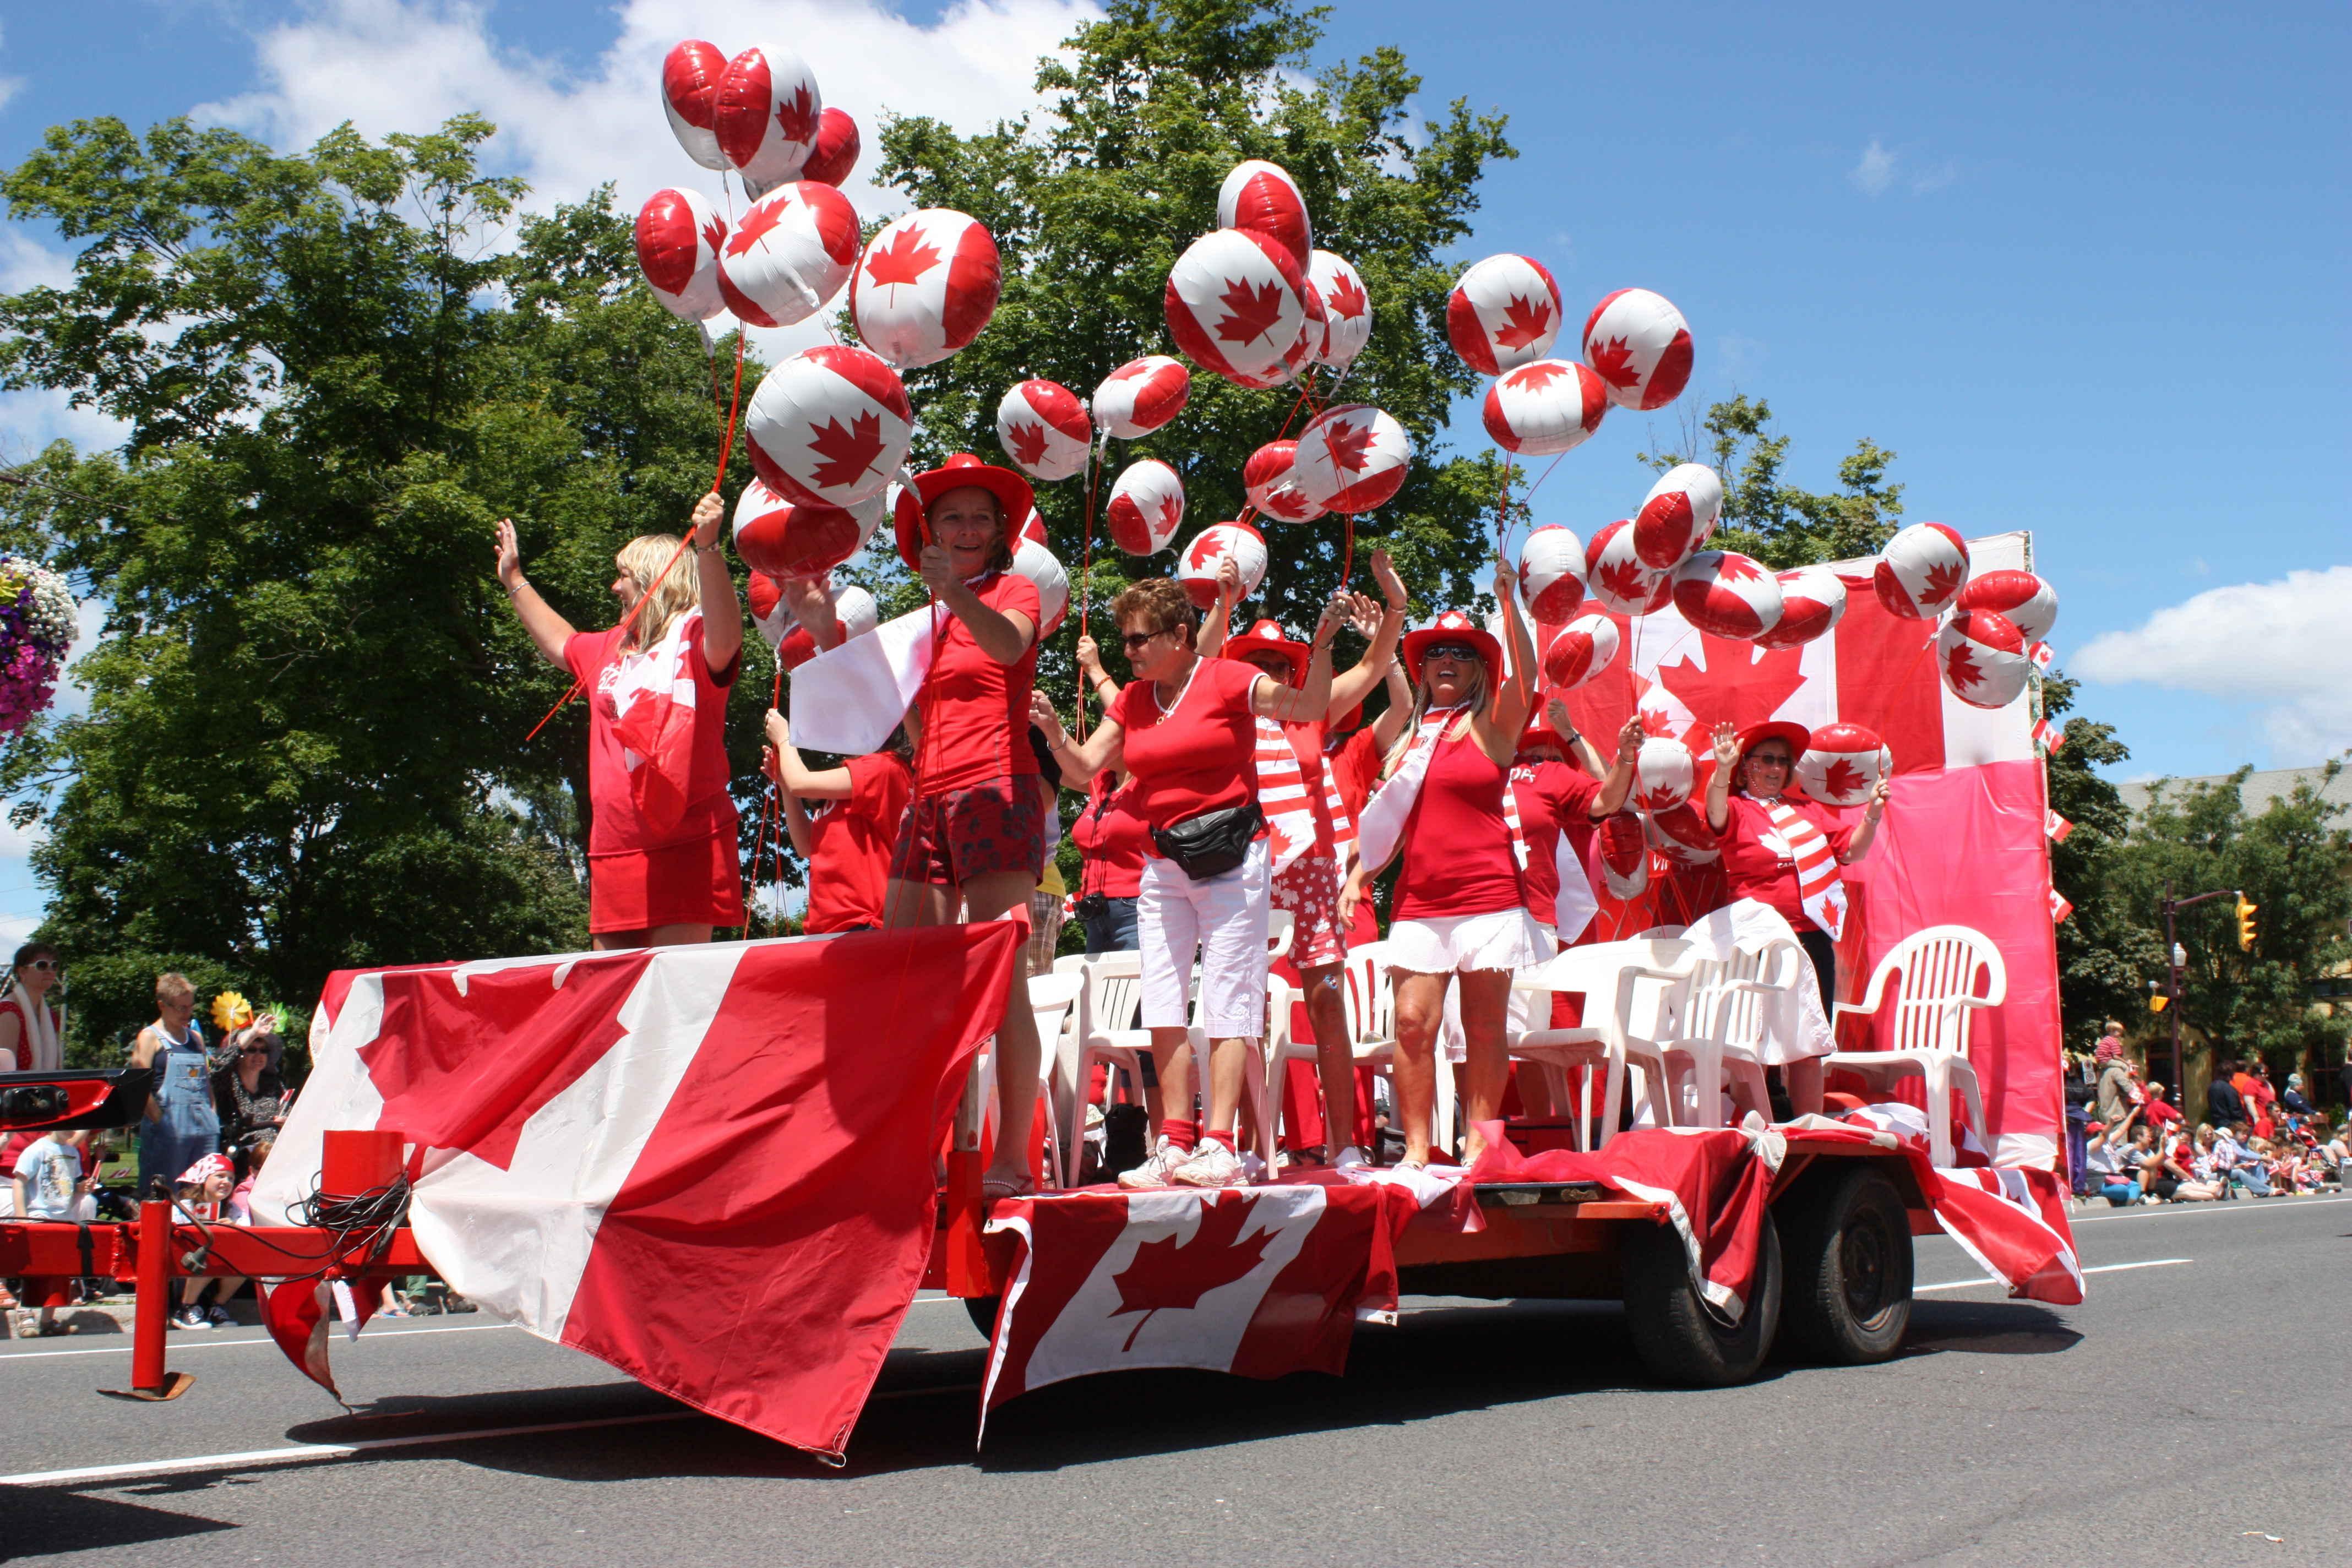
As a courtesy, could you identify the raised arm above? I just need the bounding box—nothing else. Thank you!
[921,543,1035,665]
[1031,691,1124,782]
[1704,720,1740,832]
[763,710,855,799]
[1370,660,1414,750]
[1472,552,1536,759]
[688,493,742,674]
[1838,774,1891,863]
[1328,551,1408,719]
[780,573,843,653]
[1255,595,1349,723]
[493,518,579,670]
[1197,557,1244,657]
[1075,633,1120,715]
[1585,710,1647,818]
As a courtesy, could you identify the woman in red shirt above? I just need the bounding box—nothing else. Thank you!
[1033,577,1349,1190]
[764,711,913,934]
[1701,720,1889,1115]
[885,454,1048,1200]
[494,496,744,947]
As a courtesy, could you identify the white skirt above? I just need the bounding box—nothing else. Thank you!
[1386,908,1553,976]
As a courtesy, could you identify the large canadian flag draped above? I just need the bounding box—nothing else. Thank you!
[253,927,1019,1463]
[1547,530,2063,1169]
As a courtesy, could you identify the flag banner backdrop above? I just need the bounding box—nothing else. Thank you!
[254,927,1020,1462]
[1545,530,2062,1169]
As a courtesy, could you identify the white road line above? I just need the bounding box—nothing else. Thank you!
[0,1322,518,1363]
[1916,1256,2191,1293]
[2068,1195,2346,1224]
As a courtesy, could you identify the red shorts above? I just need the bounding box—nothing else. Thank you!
[589,831,747,934]
[1270,854,1346,969]
[890,775,1048,888]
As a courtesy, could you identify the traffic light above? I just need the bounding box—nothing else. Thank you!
[2147,979,2168,1012]
[2235,895,2258,952]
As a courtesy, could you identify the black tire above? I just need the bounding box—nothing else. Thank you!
[1778,1163,1913,1365]
[1621,1206,1783,1387]
[962,1294,1001,1341]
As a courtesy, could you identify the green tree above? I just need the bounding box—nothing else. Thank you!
[0,115,777,1054]
[863,0,1516,663]
[2040,672,2165,1047]
[1639,393,1904,568]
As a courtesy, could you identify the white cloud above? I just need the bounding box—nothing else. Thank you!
[1850,138,1896,197]
[1908,157,1959,195]
[2073,565,2352,764]
[0,230,133,460]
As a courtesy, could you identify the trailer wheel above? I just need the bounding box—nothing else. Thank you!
[1778,1164,1912,1365]
[963,1294,1001,1341]
[1620,1207,1782,1387]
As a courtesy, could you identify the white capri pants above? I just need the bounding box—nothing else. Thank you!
[1137,836,1271,1037]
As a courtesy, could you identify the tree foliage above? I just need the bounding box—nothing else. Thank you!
[0,115,775,1052]
[1640,393,1904,569]
[2040,673,2165,1046]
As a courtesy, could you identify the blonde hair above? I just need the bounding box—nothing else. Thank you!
[156,972,195,1005]
[1382,659,1490,780]
[616,534,699,649]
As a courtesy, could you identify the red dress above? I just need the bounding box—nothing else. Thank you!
[803,753,913,934]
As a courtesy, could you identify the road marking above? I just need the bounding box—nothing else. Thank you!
[2069,1195,2346,1224]
[1916,1256,2190,1293]
[0,1322,517,1363]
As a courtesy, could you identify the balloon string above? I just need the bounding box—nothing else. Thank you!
[711,327,747,492]
[1339,513,1355,591]
[749,664,784,935]
[1075,428,1104,740]
[521,533,696,743]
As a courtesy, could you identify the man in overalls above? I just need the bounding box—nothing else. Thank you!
[131,973,219,1195]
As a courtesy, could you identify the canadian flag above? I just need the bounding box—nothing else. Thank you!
[2045,809,2073,843]
[607,609,707,836]
[254,928,1020,1462]
[2033,717,2066,754]
[2050,886,2074,924]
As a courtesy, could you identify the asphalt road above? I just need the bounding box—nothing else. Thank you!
[3,1194,2346,1567]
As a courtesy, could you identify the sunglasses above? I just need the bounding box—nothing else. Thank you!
[22,960,56,972]
[1422,642,1479,662]
[1747,753,1793,769]
[1120,628,1173,651]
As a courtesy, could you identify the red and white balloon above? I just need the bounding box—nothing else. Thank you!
[634,187,728,322]
[1217,160,1311,269]
[1541,613,1620,689]
[1175,521,1268,608]
[1243,439,1326,522]
[1633,739,1698,814]
[799,107,859,186]
[1672,550,1784,640]
[659,41,731,171]
[1754,564,1849,650]
[1874,522,1971,619]
[1106,459,1185,556]
[1585,519,1674,615]
[1797,722,1891,808]
[1291,404,1411,513]
[1645,803,1721,868]
[1518,525,1588,622]
[772,582,880,669]
[1937,608,2029,709]
[743,345,913,509]
[850,209,999,368]
[1581,288,1694,411]
[995,380,1092,483]
[1306,251,1372,369]
[715,181,859,329]
[1012,535,1070,638]
[1957,568,2059,644]
[714,47,823,195]
[1446,254,1563,375]
[1482,359,1609,456]
[732,478,882,580]
[1164,227,1308,388]
[1092,356,1191,439]
[1634,463,1723,570]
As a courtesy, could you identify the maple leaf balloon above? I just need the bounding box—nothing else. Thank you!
[634,187,728,322]
[1165,228,1306,387]
[799,107,861,187]
[1492,294,1556,351]
[1110,1192,1276,1351]
[1874,521,1973,619]
[1092,356,1191,438]
[1243,438,1326,522]
[850,210,1000,368]
[1483,358,1609,456]
[1292,404,1410,513]
[713,46,823,195]
[862,225,943,288]
[1306,251,1373,370]
[1175,521,1268,608]
[1517,524,1588,622]
[1755,564,1848,650]
[715,182,860,329]
[743,345,913,508]
[1796,721,1890,807]
[1446,253,1563,374]
[659,41,731,171]
[1106,459,1186,555]
[1585,519,1674,616]
[1936,607,2029,709]
[1634,464,1724,570]
[1217,160,1312,269]
[994,379,1091,482]
[1582,287,1694,411]
[1956,568,2059,644]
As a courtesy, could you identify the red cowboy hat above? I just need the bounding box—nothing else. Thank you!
[1401,609,1503,687]
[891,452,1036,570]
[1515,705,1588,765]
[1733,721,1813,791]
[1223,617,1308,683]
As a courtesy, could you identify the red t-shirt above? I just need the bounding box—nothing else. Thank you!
[1327,725,1385,824]
[1071,774,1148,898]
[918,572,1042,792]
[565,618,739,856]
[1714,793,1854,932]
[1394,730,1525,921]
[1510,758,1602,924]
[803,752,913,933]
[1108,655,1264,849]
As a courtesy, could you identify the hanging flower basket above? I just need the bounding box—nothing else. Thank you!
[0,556,78,736]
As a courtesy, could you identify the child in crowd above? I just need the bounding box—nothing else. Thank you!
[171,1154,246,1329]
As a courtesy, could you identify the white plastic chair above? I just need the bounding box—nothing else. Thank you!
[973,968,1084,1186]
[1054,951,1151,1186]
[1510,938,1696,1150]
[1661,937,1802,1129]
[1822,924,2003,1167]
[1338,940,1458,1156]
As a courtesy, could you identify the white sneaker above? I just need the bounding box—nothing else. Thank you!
[1118,1137,1193,1190]
[1239,1151,1268,1184]
[1172,1140,1247,1189]
[174,1306,211,1331]
[1333,1145,1371,1171]
[205,1304,236,1327]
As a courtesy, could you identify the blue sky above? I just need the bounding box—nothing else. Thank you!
[0,1,2345,932]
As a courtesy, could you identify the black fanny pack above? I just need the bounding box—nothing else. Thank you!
[1151,803,1264,881]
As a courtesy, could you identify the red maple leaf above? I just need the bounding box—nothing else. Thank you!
[1653,642,1809,749]
[1154,493,1183,540]
[806,410,885,492]
[1587,334,1639,389]
[1919,560,1964,607]
[1637,706,1676,738]
[1594,558,1654,607]
[1820,758,1865,800]
[1324,268,1369,320]
[1714,554,1765,583]
[774,84,819,145]
[1185,532,1223,569]
[1945,640,1984,690]
[1005,421,1051,470]
[699,212,727,255]
[1104,360,1152,383]
[1320,418,1376,475]
[1505,360,1572,392]
[1491,294,1554,351]
[1110,1191,1275,1350]
[723,197,785,257]
[864,225,943,289]
[1215,276,1287,346]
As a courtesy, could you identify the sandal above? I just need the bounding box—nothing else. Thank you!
[36,1319,78,1337]
[979,1174,1037,1204]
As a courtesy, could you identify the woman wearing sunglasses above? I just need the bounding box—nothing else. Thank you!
[1032,578,1351,1190]
[0,943,62,1074]
[1701,720,1890,1117]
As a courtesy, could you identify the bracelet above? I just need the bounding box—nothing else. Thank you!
[505,579,530,596]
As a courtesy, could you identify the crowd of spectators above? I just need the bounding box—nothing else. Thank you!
[2066,1021,2345,1207]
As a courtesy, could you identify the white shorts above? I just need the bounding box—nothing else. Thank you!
[1437,923,1559,1063]
[1387,907,1553,977]
[1138,836,1271,1037]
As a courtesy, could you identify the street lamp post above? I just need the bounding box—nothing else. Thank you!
[2160,882,2242,1115]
